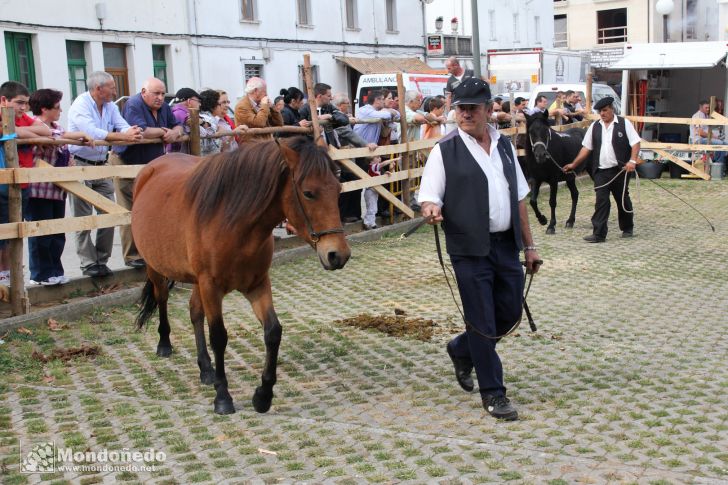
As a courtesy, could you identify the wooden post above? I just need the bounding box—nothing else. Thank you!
[1,107,29,315]
[555,97,563,126]
[396,73,411,214]
[585,71,593,113]
[509,90,517,150]
[303,54,325,147]
[188,108,201,156]
[708,95,717,174]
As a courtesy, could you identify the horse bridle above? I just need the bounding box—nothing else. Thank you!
[274,139,344,248]
[529,125,575,175]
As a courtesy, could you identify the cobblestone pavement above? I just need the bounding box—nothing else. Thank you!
[1,178,727,484]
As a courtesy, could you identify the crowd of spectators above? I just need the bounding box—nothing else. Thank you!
[0,67,593,286]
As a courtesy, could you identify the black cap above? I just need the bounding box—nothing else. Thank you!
[175,87,200,101]
[593,96,614,110]
[451,77,492,106]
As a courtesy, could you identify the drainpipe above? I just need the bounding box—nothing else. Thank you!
[471,0,481,76]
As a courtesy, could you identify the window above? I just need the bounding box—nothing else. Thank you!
[4,32,36,91]
[297,0,311,26]
[386,0,397,32]
[241,0,256,21]
[513,13,520,42]
[103,43,129,97]
[298,64,319,93]
[489,10,496,41]
[554,14,567,48]
[345,0,358,29]
[152,45,168,87]
[597,8,627,44]
[534,16,541,44]
[686,0,697,39]
[66,41,87,100]
[244,63,264,82]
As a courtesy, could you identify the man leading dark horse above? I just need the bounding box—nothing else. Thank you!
[418,78,541,421]
[563,96,641,243]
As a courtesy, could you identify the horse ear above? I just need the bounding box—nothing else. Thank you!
[277,140,300,172]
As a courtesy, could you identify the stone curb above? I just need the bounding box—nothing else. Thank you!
[0,218,423,332]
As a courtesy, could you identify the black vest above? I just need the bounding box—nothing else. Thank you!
[439,131,523,257]
[591,116,632,170]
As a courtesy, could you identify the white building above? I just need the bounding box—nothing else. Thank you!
[424,0,555,71]
[1,0,427,123]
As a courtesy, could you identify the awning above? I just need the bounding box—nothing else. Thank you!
[335,56,439,74]
[609,41,728,70]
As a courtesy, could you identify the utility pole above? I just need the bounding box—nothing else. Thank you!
[471,0,481,76]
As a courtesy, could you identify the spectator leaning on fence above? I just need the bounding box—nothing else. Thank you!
[353,90,397,144]
[234,77,283,141]
[299,83,350,147]
[169,87,200,154]
[216,90,242,152]
[111,77,182,270]
[0,81,52,285]
[692,99,727,163]
[27,89,94,286]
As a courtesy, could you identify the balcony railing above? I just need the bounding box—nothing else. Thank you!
[597,25,627,44]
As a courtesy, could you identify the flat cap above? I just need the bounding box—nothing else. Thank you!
[451,77,492,106]
[593,96,614,110]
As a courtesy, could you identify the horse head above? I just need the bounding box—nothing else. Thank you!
[525,111,552,165]
[278,138,351,270]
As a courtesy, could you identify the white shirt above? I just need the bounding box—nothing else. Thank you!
[582,116,641,169]
[67,91,132,161]
[418,126,530,233]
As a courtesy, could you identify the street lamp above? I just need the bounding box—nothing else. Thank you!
[655,0,675,42]
[435,16,443,32]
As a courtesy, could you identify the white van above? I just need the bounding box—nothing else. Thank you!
[527,83,621,114]
[354,72,449,115]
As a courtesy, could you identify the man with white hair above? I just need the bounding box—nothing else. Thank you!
[67,71,143,277]
[234,76,283,141]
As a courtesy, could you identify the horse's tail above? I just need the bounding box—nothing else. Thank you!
[135,279,158,329]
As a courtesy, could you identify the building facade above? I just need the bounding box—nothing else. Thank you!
[424,0,555,71]
[1,0,426,123]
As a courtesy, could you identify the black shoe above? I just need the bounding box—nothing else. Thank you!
[621,230,633,238]
[583,234,606,243]
[82,264,102,277]
[482,394,519,421]
[125,259,146,268]
[97,264,113,277]
[446,341,474,392]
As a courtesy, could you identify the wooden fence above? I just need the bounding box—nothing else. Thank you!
[2,73,726,315]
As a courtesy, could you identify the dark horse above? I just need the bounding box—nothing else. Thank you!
[132,137,351,414]
[523,110,592,234]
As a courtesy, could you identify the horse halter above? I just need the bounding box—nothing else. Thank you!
[529,126,551,154]
[274,139,344,248]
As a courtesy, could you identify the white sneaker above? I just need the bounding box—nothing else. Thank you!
[53,275,70,285]
[30,278,60,286]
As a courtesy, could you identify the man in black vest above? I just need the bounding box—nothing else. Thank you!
[419,78,541,421]
[563,97,641,242]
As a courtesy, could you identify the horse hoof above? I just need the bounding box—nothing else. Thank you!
[252,387,273,414]
[537,216,547,226]
[565,221,574,229]
[156,345,173,357]
[214,399,236,415]
[546,227,556,235]
[200,370,215,386]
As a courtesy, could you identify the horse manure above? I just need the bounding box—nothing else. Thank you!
[394,308,406,316]
[32,344,101,363]
[336,313,436,341]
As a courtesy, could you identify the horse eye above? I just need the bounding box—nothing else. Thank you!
[302,190,315,200]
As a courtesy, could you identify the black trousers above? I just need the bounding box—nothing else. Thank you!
[448,233,524,398]
[592,166,633,238]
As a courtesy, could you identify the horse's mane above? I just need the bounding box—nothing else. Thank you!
[185,136,336,228]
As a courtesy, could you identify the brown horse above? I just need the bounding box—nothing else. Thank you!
[132,137,350,414]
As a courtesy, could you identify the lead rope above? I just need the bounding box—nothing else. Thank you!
[591,166,640,214]
[401,219,540,340]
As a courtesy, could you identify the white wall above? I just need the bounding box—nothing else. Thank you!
[1,0,425,124]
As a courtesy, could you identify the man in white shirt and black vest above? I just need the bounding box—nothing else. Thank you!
[563,96,641,242]
[418,78,541,421]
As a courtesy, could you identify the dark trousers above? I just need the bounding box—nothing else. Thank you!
[449,233,524,397]
[27,198,66,281]
[592,166,633,238]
